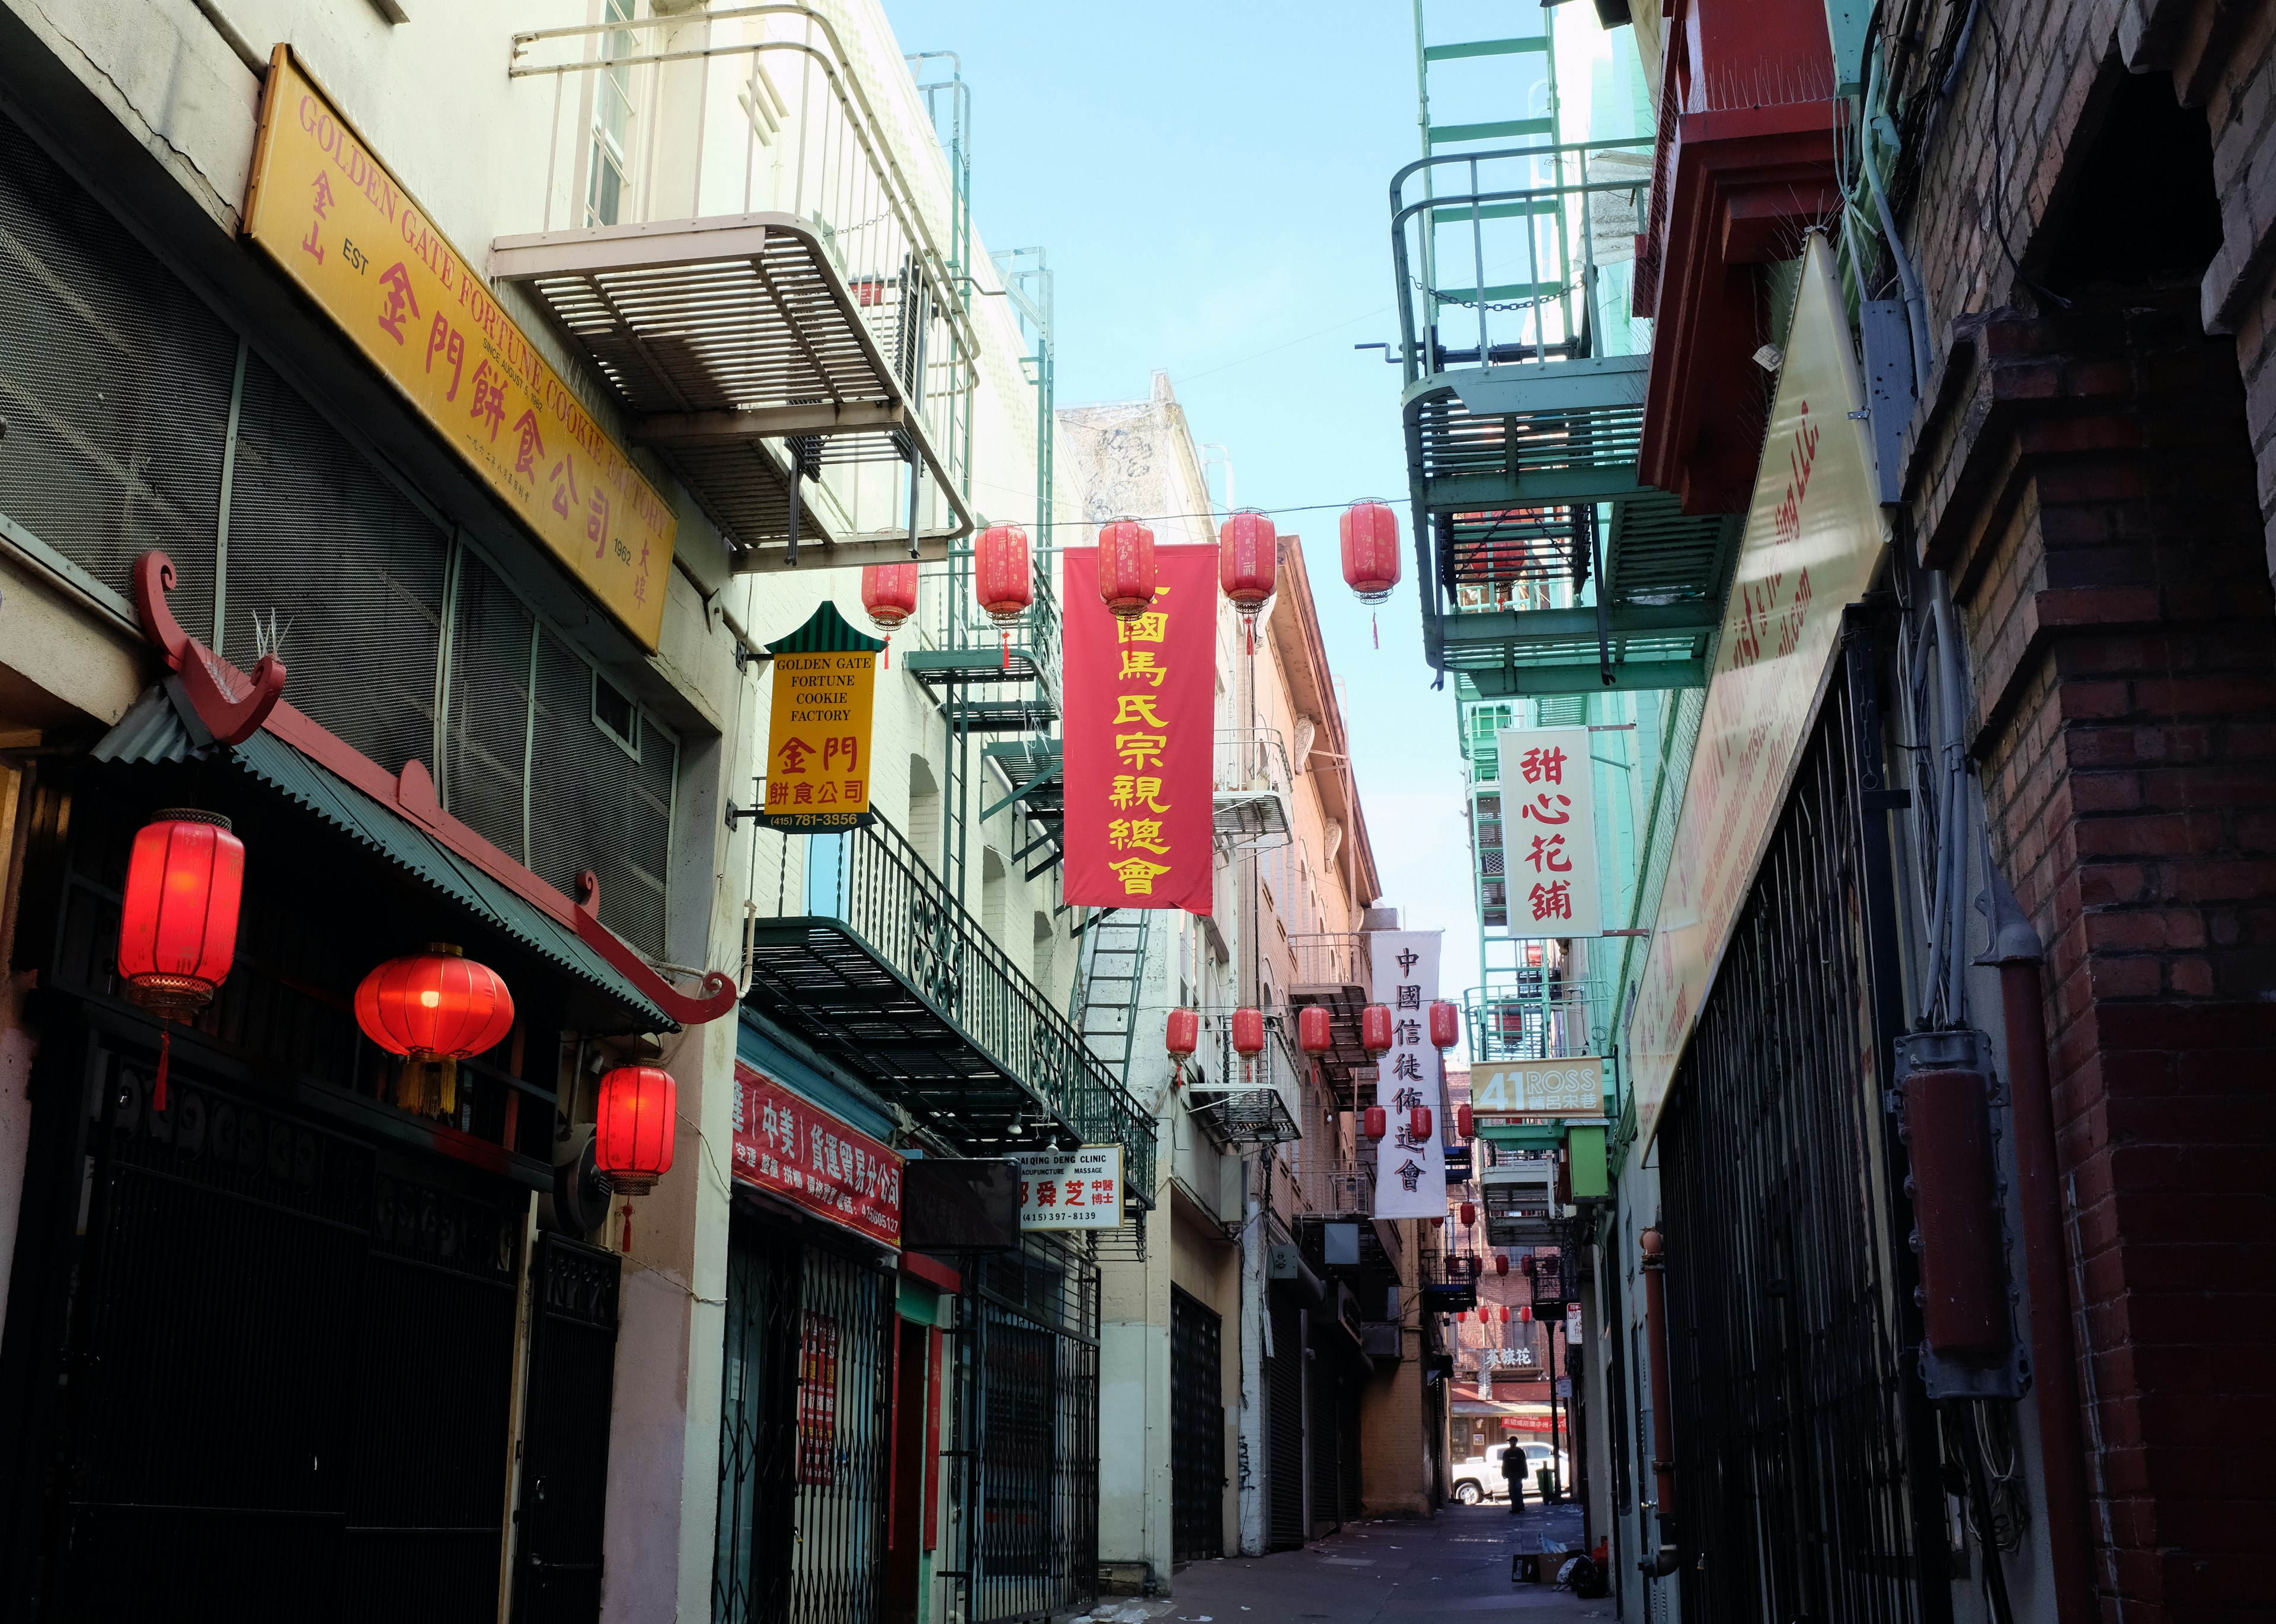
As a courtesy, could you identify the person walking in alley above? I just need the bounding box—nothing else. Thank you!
[1500,1442,1527,1513]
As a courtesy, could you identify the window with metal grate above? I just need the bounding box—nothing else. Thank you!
[528,628,676,960]
[442,549,537,865]
[0,110,234,640]
[226,355,447,777]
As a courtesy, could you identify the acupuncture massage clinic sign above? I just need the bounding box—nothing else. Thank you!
[241,47,676,649]
[1624,232,1889,1145]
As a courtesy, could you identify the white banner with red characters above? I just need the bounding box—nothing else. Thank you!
[1370,931,1448,1219]
[730,1062,902,1246]
[1492,727,1601,938]
[1014,1145,1125,1229]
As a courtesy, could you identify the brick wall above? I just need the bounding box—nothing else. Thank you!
[1901,6,2276,1617]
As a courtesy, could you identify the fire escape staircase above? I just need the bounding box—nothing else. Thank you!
[1393,2,1740,699]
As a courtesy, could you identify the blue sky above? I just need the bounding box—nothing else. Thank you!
[880,0,1486,994]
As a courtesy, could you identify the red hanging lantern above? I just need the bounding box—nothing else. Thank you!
[1097,519,1158,620]
[1363,1104,1388,1140]
[355,945,514,1121]
[1456,1103,1475,1140]
[596,1063,677,1252]
[1341,499,1401,648]
[1459,1200,1477,1228]
[1360,1003,1393,1055]
[975,523,1033,669]
[1232,1006,1265,1082]
[1297,1005,1332,1056]
[1218,510,1276,654]
[1167,1006,1199,1091]
[1495,1252,1510,1277]
[1499,1305,1512,1324]
[1456,1310,1469,1324]
[1519,1305,1533,1323]
[861,562,918,667]
[1409,1105,1433,1140]
[1429,999,1461,1051]
[118,809,245,1112]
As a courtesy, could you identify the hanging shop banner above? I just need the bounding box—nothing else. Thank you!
[1625,232,1890,1146]
[1370,930,1449,1219]
[1471,1057,1605,1117]
[1014,1145,1125,1230]
[1062,546,1216,913]
[1492,727,1601,938]
[239,48,676,650]
[730,1062,903,1246]
[762,603,883,831]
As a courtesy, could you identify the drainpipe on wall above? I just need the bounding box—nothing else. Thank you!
[1238,1156,1266,1555]
[1637,1229,1680,1578]
[1976,868,2096,1624]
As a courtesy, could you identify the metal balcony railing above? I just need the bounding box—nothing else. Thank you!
[499,4,978,567]
[1290,1160,1377,1218]
[746,813,1155,1203]
[1211,726,1294,845]
[1286,933,1366,992]
[1466,987,1594,1063]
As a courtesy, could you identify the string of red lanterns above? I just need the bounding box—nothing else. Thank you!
[860,561,918,667]
[1098,519,1158,619]
[1340,500,1401,648]
[975,523,1033,669]
[1217,510,1276,655]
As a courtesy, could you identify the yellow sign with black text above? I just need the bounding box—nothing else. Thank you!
[240,47,675,650]
[764,650,878,832]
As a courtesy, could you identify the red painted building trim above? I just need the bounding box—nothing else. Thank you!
[132,548,736,1025]
[899,1251,961,1294]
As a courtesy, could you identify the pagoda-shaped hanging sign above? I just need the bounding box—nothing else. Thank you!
[763,602,885,832]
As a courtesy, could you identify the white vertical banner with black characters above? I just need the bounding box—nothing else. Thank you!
[1492,727,1601,938]
[1369,929,1446,1219]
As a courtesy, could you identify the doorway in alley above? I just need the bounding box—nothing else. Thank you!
[1169,1287,1223,1564]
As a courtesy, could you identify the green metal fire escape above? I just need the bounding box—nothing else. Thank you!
[1396,0,1739,700]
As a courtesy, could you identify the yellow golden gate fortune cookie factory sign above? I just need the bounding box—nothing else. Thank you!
[241,47,675,650]
[762,603,883,832]
[1470,1057,1606,1118]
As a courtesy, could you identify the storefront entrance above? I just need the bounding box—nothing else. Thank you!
[26,1036,523,1621]
[1168,1287,1223,1565]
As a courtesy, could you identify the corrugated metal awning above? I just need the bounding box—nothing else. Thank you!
[93,688,672,1032]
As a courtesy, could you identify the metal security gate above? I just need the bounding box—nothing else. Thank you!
[43,1040,522,1622]
[957,1241,1098,1624]
[1263,1300,1304,1551]
[714,1220,895,1624]
[1169,1289,1223,1564]
[1657,621,1951,1624]
[516,1233,622,1620]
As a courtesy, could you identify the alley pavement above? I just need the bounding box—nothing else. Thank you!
[1091,1503,1610,1624]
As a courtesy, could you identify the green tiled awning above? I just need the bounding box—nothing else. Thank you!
[229,731,673,1032]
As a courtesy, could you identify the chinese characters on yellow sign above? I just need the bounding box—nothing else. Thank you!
[761,604,882,832]
[241,47,676,650]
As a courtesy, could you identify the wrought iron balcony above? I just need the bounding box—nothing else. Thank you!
[743,813,1155,1204]
[1388,142,1740,695]
[904,546,1063,733]
[1212,726,1294,846]
[497,5,975,571]
[1284,932,1377,1104]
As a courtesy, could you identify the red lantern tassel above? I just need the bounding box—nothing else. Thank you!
[883,634,891,670]
[1000,629,1011,671]
[620,1197,634,1254]
[153,1027,170,1114]
[1373,611,1380,650]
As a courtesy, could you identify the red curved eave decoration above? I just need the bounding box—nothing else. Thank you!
[132,549,737,1028]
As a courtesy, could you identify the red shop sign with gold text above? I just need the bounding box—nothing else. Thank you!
[730,1062,903,1246]
[1062,545,1215,913]
[240,47,676,650]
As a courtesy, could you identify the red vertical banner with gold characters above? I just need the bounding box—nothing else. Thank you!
[1063,545,1215,913]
